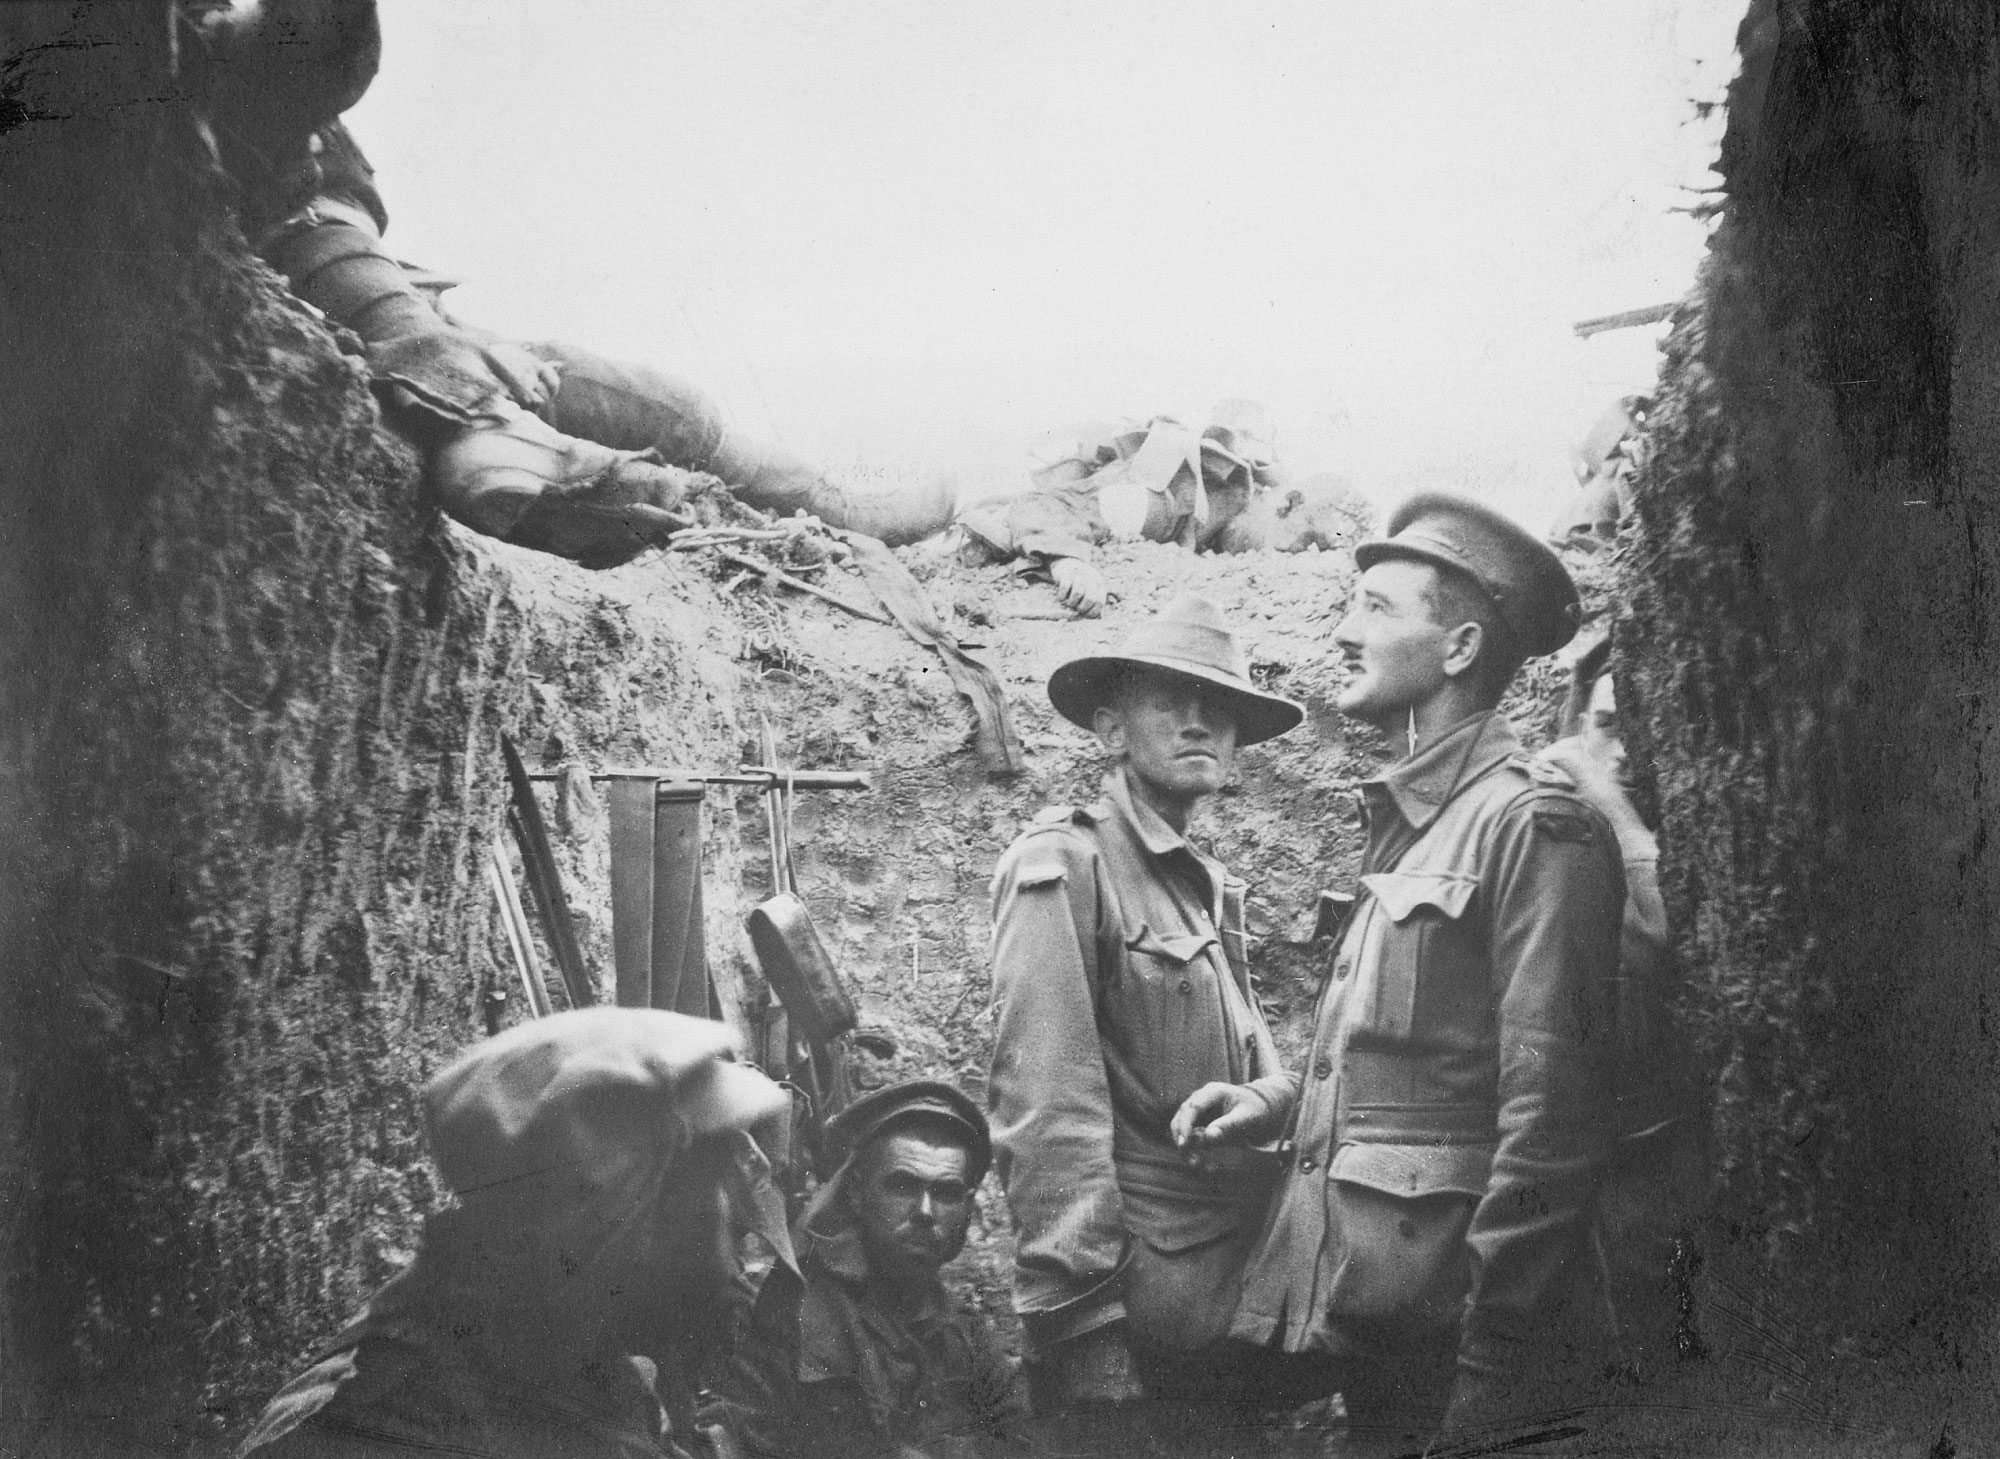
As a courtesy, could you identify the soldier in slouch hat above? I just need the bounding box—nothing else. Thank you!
[986,596,1312,1430]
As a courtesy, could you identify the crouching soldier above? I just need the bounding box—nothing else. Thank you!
[707,1080,1028,1459]
[238,1009,796,1459]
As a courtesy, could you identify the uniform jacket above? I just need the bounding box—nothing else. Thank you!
[708,1191,1026,1458]
[237,1278,670,1459]
[987,769,1295,1348]
[1231,712,1623,1388]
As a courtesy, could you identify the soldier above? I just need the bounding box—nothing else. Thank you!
[956,405,1293,617]
[1175,494,1626,1447]
[184,2,954,567]
[1542,638,1705,1378]
[708,1080,1028,1459]
[1549,395,1651,552]
[238,1009,796,1459]
[985,597,1310,1431]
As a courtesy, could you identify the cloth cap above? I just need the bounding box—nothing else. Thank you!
[422,1007,787,1199]
[1353,492,1582,658]
[1048,594,1304,746]
[822,1078,991,1184]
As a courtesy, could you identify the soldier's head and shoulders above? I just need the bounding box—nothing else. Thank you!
[1332,491,1612,849]
[239,1010,795,1458]
[992,594,1304,897]
[712,1080,1022,1445]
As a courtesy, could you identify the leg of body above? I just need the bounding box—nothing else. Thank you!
[523,341,727,468]
[525,341,956,544]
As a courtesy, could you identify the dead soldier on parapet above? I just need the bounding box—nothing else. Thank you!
[955,402,1373,617]
[705,1080,1031,1459]
[183,0,954,569]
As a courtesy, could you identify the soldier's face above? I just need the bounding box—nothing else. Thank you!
[847,1129,977,1283]
[1096,668,1241,810]
[1579,673,1630,786]
[1332,560,1454,727]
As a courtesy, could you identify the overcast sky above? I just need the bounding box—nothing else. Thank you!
[349,0,1743,527]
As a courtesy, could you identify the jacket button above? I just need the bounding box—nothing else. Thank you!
[1177,978,1192,994]
[1398,1218,1418,1239]
[1333,959,1350,981]
[1298,1156,1316,1174]
[1314,1057,1332,1079]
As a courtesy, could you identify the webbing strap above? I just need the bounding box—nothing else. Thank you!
[606,775,712,1013]
[650,783,708,1017]
[838,531,1025,777]
[606,777,658,1009]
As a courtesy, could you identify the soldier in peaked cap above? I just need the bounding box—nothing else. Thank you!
[707,1080,1031,1458]
[239,1009,796,1459]
[1176,493,1627,1447]
[985,596,1314,1430]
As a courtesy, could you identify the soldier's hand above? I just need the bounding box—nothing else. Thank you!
[1053,1323,1143,1407]
[1048,556,1107,618]
[1537,736,1622,807]
[1170,1082,1272,1161]
[481,340,564,411]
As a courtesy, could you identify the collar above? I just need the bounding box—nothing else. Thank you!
[1104,766,1198,860]
[1367,711,1522,832]
[794,1173,950,1320]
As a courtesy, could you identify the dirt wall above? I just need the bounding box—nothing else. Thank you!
[0,9,759,1447]
[1617,0,2000,1441]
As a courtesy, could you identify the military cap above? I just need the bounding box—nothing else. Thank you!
[821,1079,991,1184]
[422,1008,787,1199]
[1354,491,1582,658]
[1048,594,1304,746]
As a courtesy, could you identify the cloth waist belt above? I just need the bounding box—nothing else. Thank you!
[1338,1101,1498,1145]
[1113,1137,1274,1204]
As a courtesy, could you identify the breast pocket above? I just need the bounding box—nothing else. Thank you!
[1350,872,1478,1039]
[1112,925,1227,1101]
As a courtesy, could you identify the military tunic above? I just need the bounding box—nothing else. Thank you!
[1231,713,1624,1402]
[708,1198,1026,1459]
[237,1277,673,1459]
[987,768,1295,1357]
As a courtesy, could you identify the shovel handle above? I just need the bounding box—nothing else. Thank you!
[737,767,873,792]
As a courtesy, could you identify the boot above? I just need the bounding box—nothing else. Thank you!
[428,406,693,568]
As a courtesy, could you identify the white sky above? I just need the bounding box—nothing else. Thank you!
[349,0,1743,527]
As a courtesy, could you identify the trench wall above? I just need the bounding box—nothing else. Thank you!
[1618,0,2000,1436]
[0,9,763,1448]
